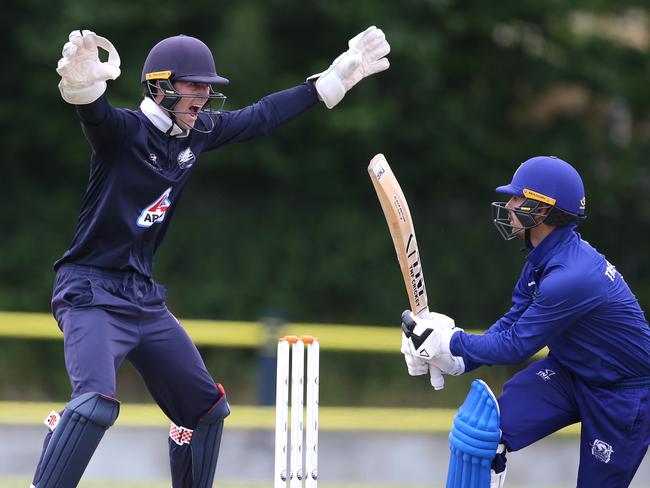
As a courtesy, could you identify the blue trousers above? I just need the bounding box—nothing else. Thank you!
[499,356,650,487]
[34,264,222,487]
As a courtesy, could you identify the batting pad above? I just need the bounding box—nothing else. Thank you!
[446,379,501,488]
[190,387,231,488]
[33,392,120,488]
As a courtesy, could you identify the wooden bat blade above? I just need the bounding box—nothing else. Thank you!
[368,153,428,317]
[368,154,445,391]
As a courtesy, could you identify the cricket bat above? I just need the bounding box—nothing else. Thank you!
[368,153,445,390]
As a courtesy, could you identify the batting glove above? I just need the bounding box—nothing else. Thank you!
[401,332,429,376]
[401,310,463,360]
[401,331,447,389]
[429,353,465,376]
[310,26,390,108]
[57,30,121,105]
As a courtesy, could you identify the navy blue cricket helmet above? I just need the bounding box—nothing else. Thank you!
[141,35,229,132]
[141,35,229,85]
[492,156,586,240]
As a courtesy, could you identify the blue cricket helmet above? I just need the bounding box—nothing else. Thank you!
[141,35,229,85]
[496,156,586,216]
[492,156,586,241]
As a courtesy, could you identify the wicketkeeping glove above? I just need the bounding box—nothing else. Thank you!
[57,30,121,105]
[311,26,390,108]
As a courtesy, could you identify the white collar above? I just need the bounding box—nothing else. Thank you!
[140,98,188,137]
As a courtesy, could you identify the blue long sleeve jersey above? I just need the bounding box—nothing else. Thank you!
[450,225,650,384]
[55,82,319,277]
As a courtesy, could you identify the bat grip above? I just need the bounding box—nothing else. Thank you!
[430,365,445,390]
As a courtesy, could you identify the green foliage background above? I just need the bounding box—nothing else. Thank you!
[2,0,650,406]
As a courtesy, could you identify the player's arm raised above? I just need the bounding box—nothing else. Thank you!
[57,30,121,105]
[310,26,390,108]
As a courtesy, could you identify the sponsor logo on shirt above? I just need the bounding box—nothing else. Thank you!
[137,187,172,228]
[536,369,555,381]
[591,439,613,463]
[177,147,196,169]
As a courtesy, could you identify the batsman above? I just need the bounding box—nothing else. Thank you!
[31,27,390,488]
[401,156,650,487]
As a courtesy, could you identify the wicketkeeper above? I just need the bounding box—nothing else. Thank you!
[31,27,390,488]
[401,156,650,487]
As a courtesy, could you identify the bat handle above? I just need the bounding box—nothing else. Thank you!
[430,365,445,390]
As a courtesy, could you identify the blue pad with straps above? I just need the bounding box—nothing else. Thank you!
[446,380,501,488]
[190,392,231,488]
[33,392,120,488]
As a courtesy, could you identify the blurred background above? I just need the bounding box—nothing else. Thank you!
[2,0,650,486]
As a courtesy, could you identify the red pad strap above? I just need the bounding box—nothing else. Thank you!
[169,422,193,445]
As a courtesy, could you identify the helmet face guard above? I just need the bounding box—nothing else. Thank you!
[144,74,226,133]
[491,198,551,241]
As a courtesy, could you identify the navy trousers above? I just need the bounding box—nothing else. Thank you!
[499,356,650,487]
[35,264,222,487]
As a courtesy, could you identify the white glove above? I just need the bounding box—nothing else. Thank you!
[311,26,390,108]
[401,310,463,360]
[401,332,446,390]
[57,30,121,105]
[429,353,465,376]
[401,332,428,376]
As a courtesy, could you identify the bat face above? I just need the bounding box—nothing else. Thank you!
[368,153,445,391]
[368,154,428,317]
[404,234,427,313]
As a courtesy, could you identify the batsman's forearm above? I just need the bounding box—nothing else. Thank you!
[450,329,541,368]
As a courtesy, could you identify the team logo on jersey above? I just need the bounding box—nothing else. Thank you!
[177,147,196,169]
[536,369,555,381]
[137,187,172,228]
[591,439,613,463]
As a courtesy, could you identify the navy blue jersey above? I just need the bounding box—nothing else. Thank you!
[55,83,318,276]
[450,225,650,384]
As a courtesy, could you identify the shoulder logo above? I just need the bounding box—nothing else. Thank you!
[177,148,195,169]
[137,187,172,228]
[604,261,618,282]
